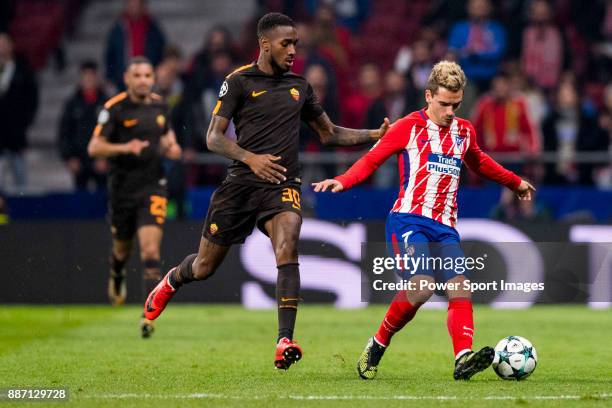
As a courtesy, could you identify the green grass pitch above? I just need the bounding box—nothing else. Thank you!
[1,305,611,407]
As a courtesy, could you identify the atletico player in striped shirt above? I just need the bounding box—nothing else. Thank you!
[313,61,535,380]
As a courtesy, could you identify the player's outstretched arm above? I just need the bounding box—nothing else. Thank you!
[312,118,411,192]
[464,124,534,198]
[307,112,390,146]
[206,115,287,184]
[87,133,149,158]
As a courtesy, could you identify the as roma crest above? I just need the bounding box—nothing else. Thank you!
[156,114,166,128]
[289,87,300,101]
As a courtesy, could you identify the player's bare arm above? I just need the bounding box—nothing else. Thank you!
[159,129,182,160]
[88,133,149,158]
[308,112,390,146]
[206,115,287,184]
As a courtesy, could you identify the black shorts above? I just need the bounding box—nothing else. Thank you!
[203,181,302,246]
[109,189,168,241]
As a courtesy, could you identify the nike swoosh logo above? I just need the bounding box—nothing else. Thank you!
[251,90,267,97]
[123,119,139,127]
[146,290,157,312]
[280,297,299,302]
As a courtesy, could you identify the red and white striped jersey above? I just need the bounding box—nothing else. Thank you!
[335,109,522,228]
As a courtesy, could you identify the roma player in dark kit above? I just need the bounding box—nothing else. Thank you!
[88,56,181,337]
[144,13,389,370]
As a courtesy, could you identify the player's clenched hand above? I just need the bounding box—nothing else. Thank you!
[245,153,287,184]
[515,179,536,201]
[312,179,344,193]
[124,139,150,156]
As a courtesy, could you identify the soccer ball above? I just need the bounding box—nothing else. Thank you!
[492,336,537,380]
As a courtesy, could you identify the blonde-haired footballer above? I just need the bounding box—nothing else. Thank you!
[313,61,535,380]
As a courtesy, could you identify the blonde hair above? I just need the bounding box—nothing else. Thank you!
[426,60,467,94]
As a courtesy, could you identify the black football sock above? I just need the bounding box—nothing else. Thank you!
[143,258,161,300]
[110,254,128,292]
[277,263,300,342]
[110,253,127,276]
[169,253,197,289]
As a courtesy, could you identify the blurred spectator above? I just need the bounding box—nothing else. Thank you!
[154,47,189,218]
[419,26,448,63]
[472,73,540,156]
[521,0,564,94]
[58,61,108,191]
[448,0,506,93]
[593,82,612,189]
[293,22,338,92]
[394,38,434,112]
[491,188,551,222]
[184,27,238,159]
[495,0,531,59]
[591,0,612,84]
[567,0,607,46]
[305,63,340,125]
[366,70,409,128]
[542,81,607,185]
[300,64,340,185]
[342,63,380,128]
[187,51,234,152]
[154,46,184,108]
[188,26,239,93]
[509,67,547,130]
[183,50,235,186]
[311,4,352,97]
[305,0,371,32]
[105,0,166,90]
[366,69,409,188]
[0,33,38,191]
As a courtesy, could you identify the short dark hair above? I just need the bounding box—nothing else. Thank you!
[125,55,152,71]
[257,12,295,38]
[163,45,182,61]
[79,60,98,72]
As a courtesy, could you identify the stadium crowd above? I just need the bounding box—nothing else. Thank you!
[0,0,611,211]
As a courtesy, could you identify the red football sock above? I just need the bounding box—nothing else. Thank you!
[374,290,420,347]
[447,298,474,359]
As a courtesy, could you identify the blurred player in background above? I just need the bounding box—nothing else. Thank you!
[313,61,535,380]
[143,12,389,370]
[58,60,108,191]
[88,56,181,337]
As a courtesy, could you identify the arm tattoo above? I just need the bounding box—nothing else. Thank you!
[311,112,376,146]
[327,125,376,146]
[206,116,251,162]
[207,130,250,162]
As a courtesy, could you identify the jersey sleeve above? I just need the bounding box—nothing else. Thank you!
[301,83,324,121]
[213,74,244,119]
[334,117,413,190]
[464,123,522,190]
[94,105,118,141]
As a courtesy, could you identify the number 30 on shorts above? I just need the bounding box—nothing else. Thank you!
[281,188,301,210]
[149,195,168,224]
